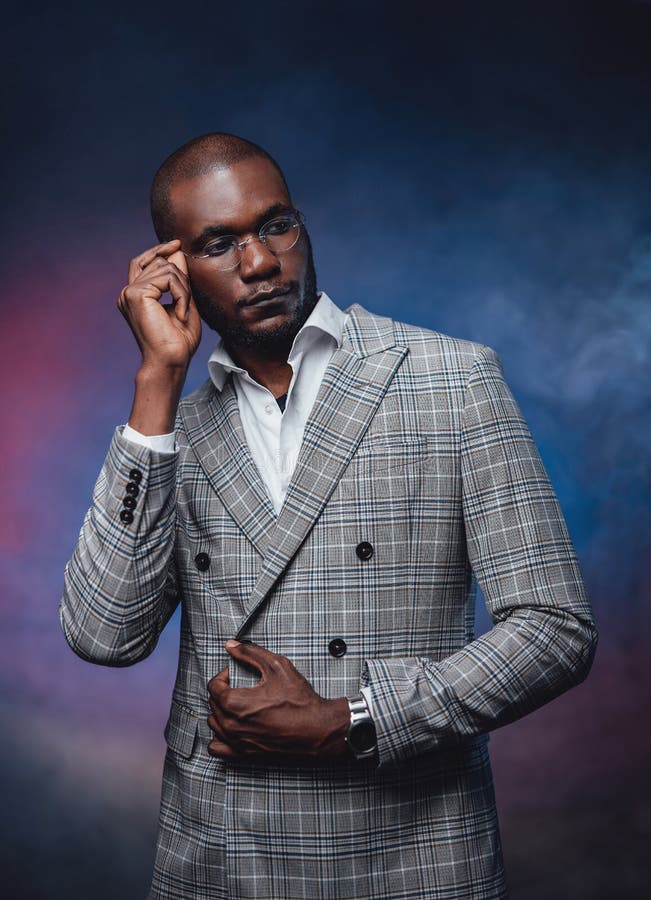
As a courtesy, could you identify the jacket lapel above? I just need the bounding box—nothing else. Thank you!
[236,304,408,634]
[179,377,278,556]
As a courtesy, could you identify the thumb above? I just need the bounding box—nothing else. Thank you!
[168,247,188,277]
[225,639,276,677]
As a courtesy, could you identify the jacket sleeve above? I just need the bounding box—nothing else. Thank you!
[60,425,180,667]
[360,345,598,769]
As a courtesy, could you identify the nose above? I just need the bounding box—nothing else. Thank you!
[238,235,281,281]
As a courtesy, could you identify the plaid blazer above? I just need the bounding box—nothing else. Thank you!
[61,303,597,899]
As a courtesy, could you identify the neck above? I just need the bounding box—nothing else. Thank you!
[227,344,293,398]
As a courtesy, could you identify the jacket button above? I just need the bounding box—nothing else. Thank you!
[122,495,136,510]
[195,553,211,572]
[125,481,139,496]
[129,469,143,483]
[120,509,134,524]
[328,637,347,658]
[356,541,374,560]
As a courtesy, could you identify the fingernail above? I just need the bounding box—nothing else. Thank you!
[225,639,240,649]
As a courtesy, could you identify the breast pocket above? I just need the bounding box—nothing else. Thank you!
[337,437,431,499]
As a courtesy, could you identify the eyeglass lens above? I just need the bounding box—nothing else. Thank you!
[202,214,300,269]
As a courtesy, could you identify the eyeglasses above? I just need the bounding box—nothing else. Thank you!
[181,209,303,270]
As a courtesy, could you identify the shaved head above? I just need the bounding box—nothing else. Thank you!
[150,132,290,242]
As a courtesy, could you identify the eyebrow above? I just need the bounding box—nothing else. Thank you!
[190,203,295,253]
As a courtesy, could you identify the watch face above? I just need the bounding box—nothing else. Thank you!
[349,721,377,753]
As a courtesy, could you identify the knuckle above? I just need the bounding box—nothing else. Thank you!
[220,693,236,714]
[123,285,139,302]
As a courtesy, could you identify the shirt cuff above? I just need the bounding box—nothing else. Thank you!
[122,423,177,454]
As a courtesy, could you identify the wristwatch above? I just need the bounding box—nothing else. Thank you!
[346,694,377,760]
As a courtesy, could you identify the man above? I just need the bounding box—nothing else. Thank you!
[61,132,597,899]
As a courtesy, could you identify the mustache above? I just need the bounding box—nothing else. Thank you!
[237,281,297,307]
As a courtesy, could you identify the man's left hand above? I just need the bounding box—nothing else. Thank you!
[206,640,350,764]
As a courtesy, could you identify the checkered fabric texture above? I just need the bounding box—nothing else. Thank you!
[61,304,597,899]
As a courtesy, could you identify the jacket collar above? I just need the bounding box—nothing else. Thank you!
[206,290,347,391]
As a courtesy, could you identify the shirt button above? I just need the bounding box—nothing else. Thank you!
[356,541,374,561]
[195,553,211,572]
[328,638,347,658]
[264,404,273,415]
[120,509,134,524]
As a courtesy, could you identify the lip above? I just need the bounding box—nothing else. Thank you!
[242,286,292,307]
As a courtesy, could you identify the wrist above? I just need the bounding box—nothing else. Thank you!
[136,361,188,389]
[129,365,187,436]
[319,697,350,758]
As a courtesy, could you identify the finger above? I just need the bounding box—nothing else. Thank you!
[225,639,284,678]
[207,739,239,759]
[129,240,181,279]
[131,259,190,291]
[135,255,190,285]
[128,239,181,283]
[142,261,192,321]
[174,282,192,323]
[208,693,238,724]
[207,666,230,699]
[207,712,230,743]
[168,247,189,278]
[168,272,193,324]
[124,270,189,308]
[209,665,230,687]
[164,270,192,318]
[141,258,193,322]
[208,688,231,710]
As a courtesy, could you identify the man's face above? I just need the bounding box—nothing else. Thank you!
[169,156,318,356]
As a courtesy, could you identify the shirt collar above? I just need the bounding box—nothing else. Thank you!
[207,290,347,391]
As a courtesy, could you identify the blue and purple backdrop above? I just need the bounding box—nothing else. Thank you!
[2,2,650,897]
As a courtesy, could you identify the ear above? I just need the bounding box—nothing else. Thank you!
[168,247,189,277]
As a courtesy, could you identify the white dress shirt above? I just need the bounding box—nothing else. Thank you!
[123,291,348,515]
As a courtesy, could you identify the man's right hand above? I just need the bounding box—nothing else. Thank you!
[118,239,203,436]
[118,239,202,373]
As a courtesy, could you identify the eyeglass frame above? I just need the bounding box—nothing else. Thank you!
[180,207,305,268]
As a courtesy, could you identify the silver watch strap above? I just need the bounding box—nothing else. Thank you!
[346,693,377,760]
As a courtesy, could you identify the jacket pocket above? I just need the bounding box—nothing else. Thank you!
[164,699,199,759]
[350,436,433,471]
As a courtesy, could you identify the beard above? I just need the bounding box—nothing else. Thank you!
[191,233,319,357]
